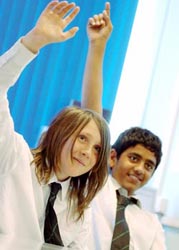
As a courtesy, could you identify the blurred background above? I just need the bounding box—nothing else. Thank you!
[0,0,179,249]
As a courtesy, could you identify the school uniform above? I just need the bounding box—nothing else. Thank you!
[0,40,90,250]
[88,175,166,250]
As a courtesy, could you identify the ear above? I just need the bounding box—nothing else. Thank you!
[109,149,118,169]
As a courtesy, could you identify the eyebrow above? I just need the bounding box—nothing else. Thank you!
[80,131,101,145]
[129,152,156,166]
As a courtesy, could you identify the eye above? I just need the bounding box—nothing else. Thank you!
[145,163,155,172]
[129,155,138,162]
[94,145,101,153]
[78,134,86,142]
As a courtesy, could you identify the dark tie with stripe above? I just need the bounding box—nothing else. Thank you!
[111,190,137,250]
[44,182,64,246]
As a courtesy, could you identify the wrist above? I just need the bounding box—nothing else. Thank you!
[89,39,107,52]
[21,29,48,54]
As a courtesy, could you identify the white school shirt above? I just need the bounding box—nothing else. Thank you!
[0,40,90,249]
[88,175,166,250]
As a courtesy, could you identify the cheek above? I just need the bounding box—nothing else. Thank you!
[89,153,100,170]
[116,161,128,173]
[91,153,98,166]
[112,164,123,177]
[61,143,73,163]
[117,167,127,179]
[144,172,153,182]
[72,140,80,152]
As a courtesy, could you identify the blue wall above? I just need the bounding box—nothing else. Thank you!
[0,0,138,147]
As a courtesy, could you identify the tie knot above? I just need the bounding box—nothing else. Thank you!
[116,189,137,207]
[51,182,61,196]
[118,195,131,207]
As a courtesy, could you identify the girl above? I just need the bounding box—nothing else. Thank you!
[0,1,111,249]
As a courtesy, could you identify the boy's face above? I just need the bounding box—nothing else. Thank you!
[110,144,157,195]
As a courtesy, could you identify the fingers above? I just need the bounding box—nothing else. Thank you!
[55,2,76,17]
[46,1,80,20]
[63,26,79,40]
[102,10,110,25]
[103,2,113,30]
[46,1,68,12]
[64,6,80,25]
[48,1,80,27]
[89,13,105,27]
[88,2,111,27]
[105,2,110,17]
[102,2,111,25]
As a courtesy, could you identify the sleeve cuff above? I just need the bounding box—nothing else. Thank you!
[1,38,38,68]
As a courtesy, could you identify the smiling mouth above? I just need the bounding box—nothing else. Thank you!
[74,157,85,167]
[128,174,142,183]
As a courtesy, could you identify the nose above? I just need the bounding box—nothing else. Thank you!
[134,162,145,175]
[80,145,92,158]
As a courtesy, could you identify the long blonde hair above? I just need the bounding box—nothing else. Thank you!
[31,106,110,220]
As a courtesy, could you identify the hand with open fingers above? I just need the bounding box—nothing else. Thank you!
[34,1,80,43]
[87,2,113,43]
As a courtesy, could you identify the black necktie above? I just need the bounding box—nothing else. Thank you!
[44,182,64,246]
[111,190,137,250]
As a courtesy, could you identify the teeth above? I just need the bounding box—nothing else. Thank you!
[129,174,140,182]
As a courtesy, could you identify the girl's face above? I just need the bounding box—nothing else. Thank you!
[54,119,102,181]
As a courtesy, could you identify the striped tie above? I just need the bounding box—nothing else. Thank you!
[44,182,64,246]
[111,190,136,250]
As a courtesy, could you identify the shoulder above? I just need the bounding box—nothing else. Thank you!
[129,204,161,226]
[95,175,115,196]
[90,175,117,209]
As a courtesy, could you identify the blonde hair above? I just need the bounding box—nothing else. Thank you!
[31,106,110,220]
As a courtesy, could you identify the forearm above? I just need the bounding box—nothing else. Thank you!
[82,2,112,114]
[0,40,37,92]
[82,40,107,114]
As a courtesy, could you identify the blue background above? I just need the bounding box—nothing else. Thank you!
[0,0,138,147]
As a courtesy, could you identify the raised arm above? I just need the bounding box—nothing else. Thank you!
[81,2,113,114]
[0,1,80,174]
[22,1,80,53]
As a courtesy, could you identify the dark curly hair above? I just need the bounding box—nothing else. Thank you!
[112,127,162,169]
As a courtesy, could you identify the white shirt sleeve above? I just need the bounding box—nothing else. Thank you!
[0,39,37,175]
[0,39,37,92]
[63,207,92,250]
[150,214,167,250]
[0,39,43,241]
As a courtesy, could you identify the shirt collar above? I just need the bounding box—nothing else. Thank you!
[110,174,141,207]
[48,174,71,200]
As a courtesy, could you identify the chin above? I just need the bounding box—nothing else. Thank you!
[70,171,87,177]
